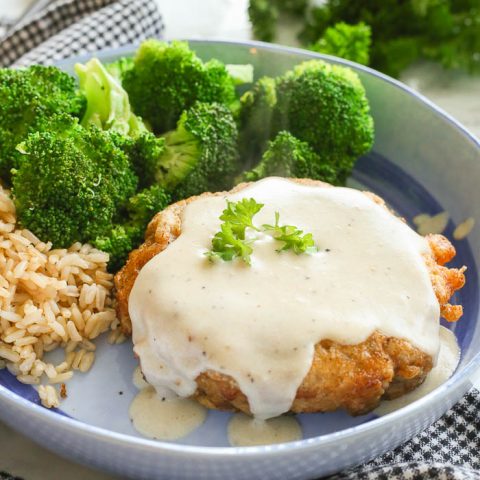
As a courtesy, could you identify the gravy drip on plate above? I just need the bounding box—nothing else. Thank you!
[375,326,460,416]
[129,384,207,440]
[130,177,440,419]
[132,365,149,390]
[228,413,302,446]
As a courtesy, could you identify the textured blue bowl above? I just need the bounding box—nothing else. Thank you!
[0,40,479,480]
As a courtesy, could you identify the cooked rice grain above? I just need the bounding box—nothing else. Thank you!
[38,385,59,408]
[0,187,118,407]
[79,352,95,373]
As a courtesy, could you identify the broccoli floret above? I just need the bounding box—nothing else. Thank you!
[75,58,147,137]
[111,131,166,188]
[239,131,338,184]
[0,66,85,182]
[154,101,239,200]
[93,185,171,271]
[110,102,239,199]
[238,76,277,166]
[74,58,169,189]
[12,114,138,248]
[239,61,373,183]
[123,40,237,133]
[93,224,140,273]
[126,184,171,227]
[105,56,134,82]
[273,60,374,184]
[310,22,372,65]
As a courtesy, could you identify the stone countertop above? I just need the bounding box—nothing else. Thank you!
[401,63,480,139]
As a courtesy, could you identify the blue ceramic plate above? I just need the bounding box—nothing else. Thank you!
[0,40,479,480]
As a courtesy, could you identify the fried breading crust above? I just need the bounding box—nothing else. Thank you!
[115,179,465,416]
[195,333,432,416]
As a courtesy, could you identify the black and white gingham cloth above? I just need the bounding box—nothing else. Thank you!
[0,2,479,479]
[332,389,480,479]
[0,0,164,67]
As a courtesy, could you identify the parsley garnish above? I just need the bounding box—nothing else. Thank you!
[206,222,255,264]
[206,198,262,264]
[219,198,263,239]
[263,212,317,255]
[206,199,317,264]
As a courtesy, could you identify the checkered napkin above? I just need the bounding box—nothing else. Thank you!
[1,2,479,480]
[332,389,480,479]
[0,0,164,68]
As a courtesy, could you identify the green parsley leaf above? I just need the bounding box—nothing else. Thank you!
[206,223,255,265]
[263,212,317,254]
[206,198,263,264]
[219,198,264,239]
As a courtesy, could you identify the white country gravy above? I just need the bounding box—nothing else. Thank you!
[129,386,207,440]
[130,177,441,419]
[228,413,302,447]
[132,365,149,390]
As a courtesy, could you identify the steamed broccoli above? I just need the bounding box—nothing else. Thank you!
[75,52,248,201]
[105,56,134,82]
[238,76,277,166]
[239,131,338,184]
[154,101,239,200]
[93,184,171,271]
[111,132,166,188]
[310,22,372,66]
[126,184,171,227]
[273,60,374,183]
[123,40,237,133]
[238,60,373,184]
[0,66,85,182]
[75,58,147,137]
[108,101,239,204]
[74,57,170,191]
[111,102,239,200]
[93,224,140,272]
[12,114,138,248]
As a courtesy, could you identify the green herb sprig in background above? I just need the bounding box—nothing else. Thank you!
[249,0,480,78]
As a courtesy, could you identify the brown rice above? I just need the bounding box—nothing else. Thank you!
[0,187,121,408]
